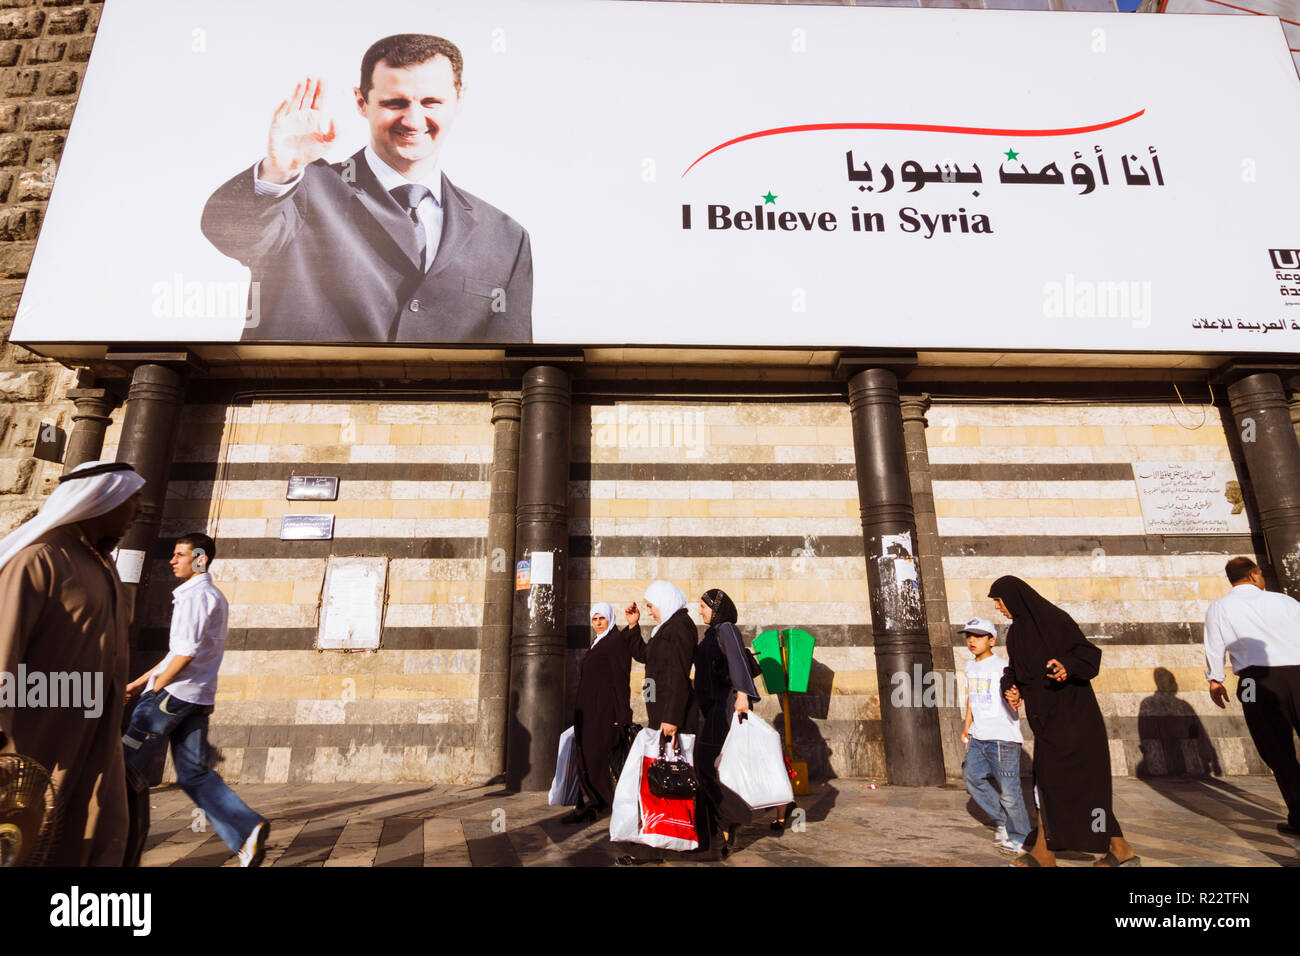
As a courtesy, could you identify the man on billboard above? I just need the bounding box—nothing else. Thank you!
[202,34,533,344]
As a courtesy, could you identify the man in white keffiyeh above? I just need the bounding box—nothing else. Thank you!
[0,460,144,866]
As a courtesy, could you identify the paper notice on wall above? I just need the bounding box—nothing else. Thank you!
[530,551,554,586]
[114,548,146,584]
[317,556,388,650]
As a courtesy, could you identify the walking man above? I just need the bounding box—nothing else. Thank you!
[122,532,269,865]
[1204,556,1300,836]
[0,460,143,865]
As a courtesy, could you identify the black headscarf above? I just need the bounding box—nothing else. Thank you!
[699,589,758,701]
[701,588,738,626]
[988,575,1100,694]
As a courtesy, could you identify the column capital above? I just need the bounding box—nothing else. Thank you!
[899,393,933,426]
[490,391,522,424]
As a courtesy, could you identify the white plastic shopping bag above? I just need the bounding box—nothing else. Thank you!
[609,727,698,850]
[718,714,794,810]
[548,726,581,806]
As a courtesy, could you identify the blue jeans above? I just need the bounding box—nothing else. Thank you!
[963,737,1031,845]
[123,690,264,855]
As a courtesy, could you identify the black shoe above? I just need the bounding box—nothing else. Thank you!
[720,828,739,860]
[772,802,797,832]
[561,808,597,825]
[616,854,664,866]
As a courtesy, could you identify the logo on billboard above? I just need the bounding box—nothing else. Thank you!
[1269,248,1300,303]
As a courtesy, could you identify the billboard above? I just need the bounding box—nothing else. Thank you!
[12,0,1300,353]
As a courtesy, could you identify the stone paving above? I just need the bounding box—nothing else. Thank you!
[141,775,1300,867]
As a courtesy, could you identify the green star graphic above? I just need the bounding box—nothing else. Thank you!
[762,191,777,204]
[1003,148,1019,161]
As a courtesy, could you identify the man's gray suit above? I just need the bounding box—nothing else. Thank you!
[201,148,532,343]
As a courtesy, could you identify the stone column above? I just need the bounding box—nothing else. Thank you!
[1226,371,1300,598]
[1288,384,1300,450]
[473,392,521,783]
[63,370,116,472]
[847,367,945,786]
[506,367,572,791]
[899,394,964,780]
[111,361,191,646]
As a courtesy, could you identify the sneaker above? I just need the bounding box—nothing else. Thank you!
[238,821,269,868]
[997,839,1024,855]
[993,825,1008,844]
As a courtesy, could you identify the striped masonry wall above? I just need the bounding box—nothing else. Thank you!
[567,399,884,780]
[927,402,1269,778]
[107,398,494,784]
[94,391,1281,784]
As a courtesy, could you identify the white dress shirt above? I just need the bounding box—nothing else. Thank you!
[1203,583,1300,682]
[252,147,445,268]
[151,572,229,706]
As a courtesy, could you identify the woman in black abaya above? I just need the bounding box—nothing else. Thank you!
[693,588,762,857]
[988,575,1140,867]
[564,602,644,824]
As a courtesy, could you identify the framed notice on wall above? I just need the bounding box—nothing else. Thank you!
[317,556,389,650]
[1132,462,1250,535]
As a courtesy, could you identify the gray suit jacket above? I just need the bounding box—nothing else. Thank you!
[201,149,532,344]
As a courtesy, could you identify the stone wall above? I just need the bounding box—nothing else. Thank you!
[0,1,102,534]
[929,402,1264,778]
[102,398,493,785]
[568,399,886,781]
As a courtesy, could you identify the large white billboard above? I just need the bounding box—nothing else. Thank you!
[12,0,1300,353]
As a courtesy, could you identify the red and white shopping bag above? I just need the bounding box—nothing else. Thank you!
[638,753,698,849]
[609,727,699,851]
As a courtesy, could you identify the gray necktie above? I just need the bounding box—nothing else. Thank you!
[389,183,433,267]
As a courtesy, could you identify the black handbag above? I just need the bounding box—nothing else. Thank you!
[646,731,698,799]
[607,722,643,793]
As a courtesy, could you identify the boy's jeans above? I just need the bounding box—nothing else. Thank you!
[123,689,265,855]
[962,736,1031,845]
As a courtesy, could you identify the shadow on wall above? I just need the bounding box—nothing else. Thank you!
[772,657,836,781]
[1136,667,1222,777]
[505,688,531,792]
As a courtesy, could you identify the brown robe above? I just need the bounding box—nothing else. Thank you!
[0,524,132,866]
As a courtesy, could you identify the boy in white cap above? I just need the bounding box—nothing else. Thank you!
[960,616,1030,855]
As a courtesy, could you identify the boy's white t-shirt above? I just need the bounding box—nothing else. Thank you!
[965,654,1024,743]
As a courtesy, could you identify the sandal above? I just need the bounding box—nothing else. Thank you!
[1094,851,1141,867]
[1008,853,1041,867]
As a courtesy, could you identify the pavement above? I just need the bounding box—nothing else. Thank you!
[141,775,1300,867]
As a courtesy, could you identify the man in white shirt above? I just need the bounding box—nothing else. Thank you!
[201,33,533,345]
[122,533,270,866]
[1204,556,1300,836]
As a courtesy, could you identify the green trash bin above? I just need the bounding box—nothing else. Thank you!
[784,628,815,693]
[752,628,816,695]
[752,629,787,695]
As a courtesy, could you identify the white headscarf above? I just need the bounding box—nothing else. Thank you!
[589,602,614,644]
[0,460,144,573]
[643,580,688,637]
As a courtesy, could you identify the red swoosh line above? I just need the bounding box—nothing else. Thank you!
[681,109,1147,177]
